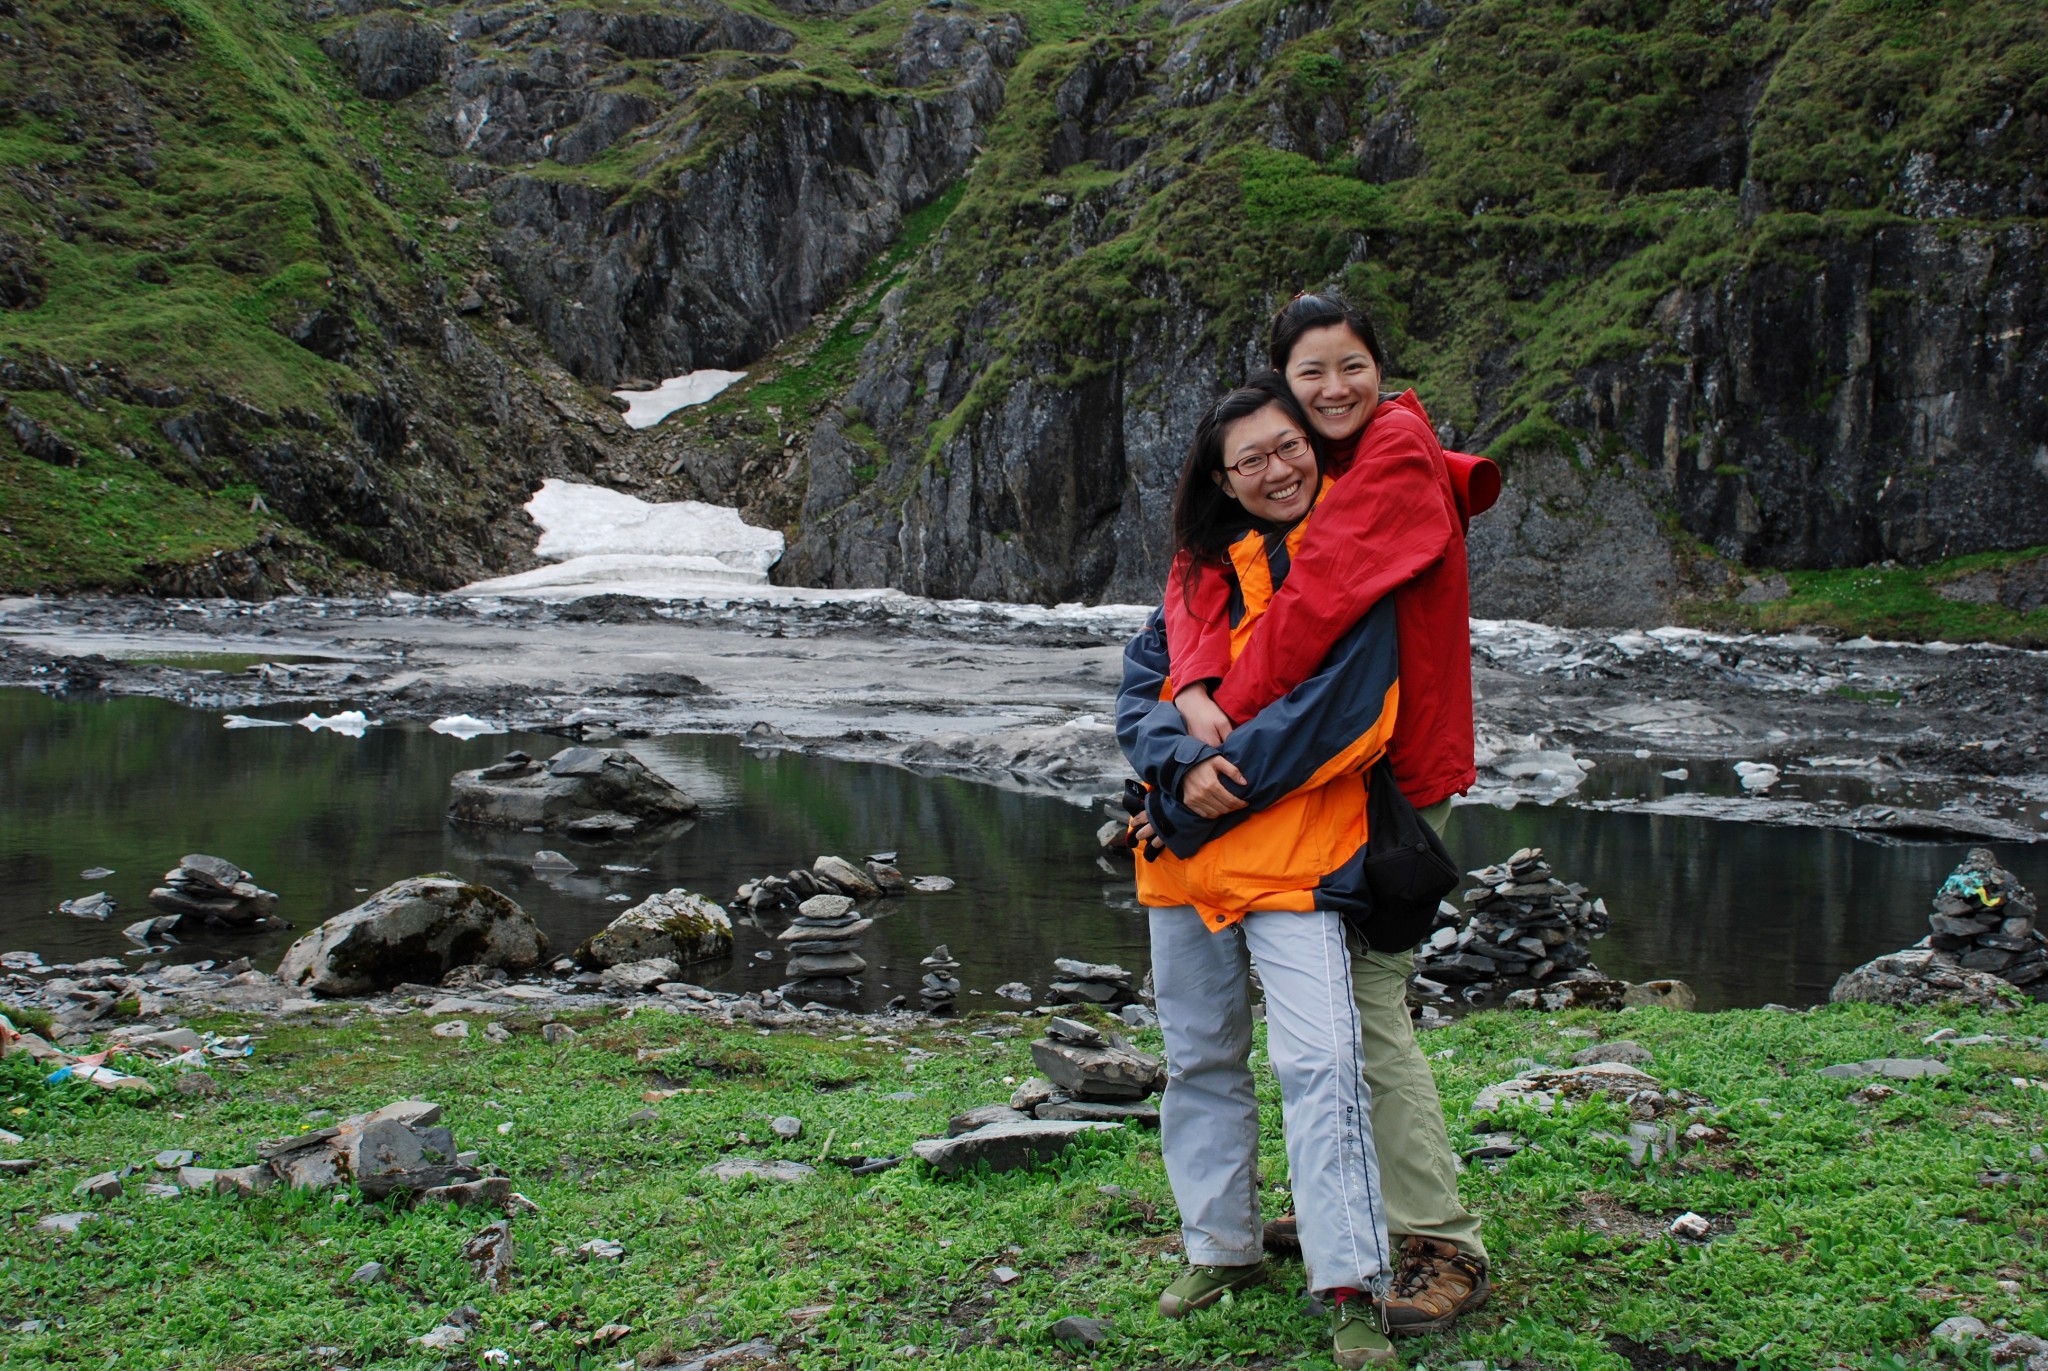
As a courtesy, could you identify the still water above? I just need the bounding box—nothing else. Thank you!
[4,690,2043,1010]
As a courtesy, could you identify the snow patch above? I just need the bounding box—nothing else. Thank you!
[612,369,745,429]
[462,479,786,597]
[297,710,375,738]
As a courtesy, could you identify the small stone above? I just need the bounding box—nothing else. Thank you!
[0,1158,42,1176]
[908,875,954,892]
[1045,1016,1105,1047]
[422,1177,514,1209]
[992,1265,1021,1285]
[541,1023,577,1044]
[578,1238,625,1261]
[1932,1315,1990,1348]
[1571,1041,1651,1067]
[73,1171,125,1200]
[1048,1314,1111,1347]
[141,1182,181,1199]
[1668,1211,1712,1240]
[350,1260,388,1285]
[770,1115,803,1141]
[463,1219,516,1290]
[1119,1003,1159,1029]
[214,1164,277,1197]
[35,1211,99,1235]
[948,1104,1030,1136]
[995,982,1034,1003]
[484,1022,512,1043]
[432,1020,470,1039]
[912,1120,1123,1176]
[152,1150,196,1171]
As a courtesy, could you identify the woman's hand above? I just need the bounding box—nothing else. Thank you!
[1129,815,1161,855]
[1180,755,1249,818]
[1174,683,1235,746]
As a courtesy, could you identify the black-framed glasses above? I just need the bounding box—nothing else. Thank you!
[1222,434,1309,477]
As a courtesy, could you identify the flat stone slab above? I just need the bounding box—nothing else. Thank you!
[1035,1098,1160,1126]
[698,1158,817,1183]
[1817,1057,1953,1080]
[911,1119,1122,1177]
[1471,1061,1669,1118]
[1030,1036,1163,1101]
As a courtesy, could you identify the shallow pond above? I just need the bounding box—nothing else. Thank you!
[4,690,2043,1010]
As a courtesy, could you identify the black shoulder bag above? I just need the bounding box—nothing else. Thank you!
[1351,763,1461,953]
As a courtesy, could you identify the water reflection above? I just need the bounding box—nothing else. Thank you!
[3,689,2044,1011]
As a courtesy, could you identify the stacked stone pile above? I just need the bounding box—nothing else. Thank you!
[1019,1016,1166,1121]
[142,855,281,932]
[68,1099,504,1205]
[447,745,698,839]
[1413,847,1609,994]
[1047,958,1137,1009]
[777,895,870,995]
[736,852,909,914]
[1833,848,2046,1006]
[1925,850,2044,988]
[919,945,961,1013]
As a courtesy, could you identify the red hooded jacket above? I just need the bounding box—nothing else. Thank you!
[1163,390,1480,809]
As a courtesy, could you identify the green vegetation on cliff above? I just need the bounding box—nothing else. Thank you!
[3,999,2045,1367]
[1,0,2042,622]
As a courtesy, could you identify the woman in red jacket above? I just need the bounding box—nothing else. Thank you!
[1163,293,1496,1336]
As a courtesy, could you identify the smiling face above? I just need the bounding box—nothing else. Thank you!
[1285,323,1383,443]
[1213,402,1318,524]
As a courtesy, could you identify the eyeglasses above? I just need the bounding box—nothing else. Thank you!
[1222,434,1309,477]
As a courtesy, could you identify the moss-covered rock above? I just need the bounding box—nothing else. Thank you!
[574,888,735,969]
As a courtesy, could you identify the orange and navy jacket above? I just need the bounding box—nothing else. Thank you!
[1117,488,1400,932]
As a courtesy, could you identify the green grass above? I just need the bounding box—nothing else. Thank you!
[4,998,2045,1368]
[1696,547,2048,647]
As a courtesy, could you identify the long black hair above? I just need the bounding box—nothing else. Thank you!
[1169,370,1324,608]
[1267,291,1388,374]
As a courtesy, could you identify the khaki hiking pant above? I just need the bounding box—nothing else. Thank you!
[1346,795,1487,1262]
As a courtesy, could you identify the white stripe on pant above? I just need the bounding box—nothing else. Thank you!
[1148,904,1392,1296]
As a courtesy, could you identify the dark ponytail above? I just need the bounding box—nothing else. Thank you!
[1169,370,1324,609]
[1268,292,1388,374]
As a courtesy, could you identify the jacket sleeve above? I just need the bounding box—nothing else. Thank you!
[1161,554,1234,692]
[1144,596,1401,859]
[1213,406,1455,724]
[1116,609,1222,803]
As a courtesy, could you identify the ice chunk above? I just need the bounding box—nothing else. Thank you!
[430,714,505,739]
[296,710,374,738]
[612,369,745,429]
[223,714,293,729]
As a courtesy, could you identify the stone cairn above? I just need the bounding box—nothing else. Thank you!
[1014,1016,1166,1122]
[919,945,961,1014]
[1047,957,1138,1010]
[776,894,872,997]
[1924,849,2045,990]
[1411,847,1610,999]
[736,852,906,915]
[138,854,281,936]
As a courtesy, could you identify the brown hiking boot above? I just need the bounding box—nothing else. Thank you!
[1383,1236,1489,1335]
[1261,1212,1300,1255]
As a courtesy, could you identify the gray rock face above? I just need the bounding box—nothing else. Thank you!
[449,747,698,838]
[575,890,734,968]
[276,877,548,997]
[485,12,1022,387]
[911,1119,1122,1176]
[323,14,449,101]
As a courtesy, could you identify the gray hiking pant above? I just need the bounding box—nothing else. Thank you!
[1148,904,1393,1296]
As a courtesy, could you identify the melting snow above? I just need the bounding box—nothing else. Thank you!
[297,710,375,737]
[612,369,745,429]
[461,479,785,597]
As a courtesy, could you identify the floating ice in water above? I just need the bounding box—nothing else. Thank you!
[297,710,374,738]
[1734,760,1781,792]
[223,714,293,729]
[460,479,785,597]
[430,714,506,739]
[612,369,745,429]
[1661,768,1690,780]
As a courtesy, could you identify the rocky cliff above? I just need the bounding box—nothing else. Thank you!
[1,0,2043,625]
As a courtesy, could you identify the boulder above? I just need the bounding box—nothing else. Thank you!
[276,877,547,997]
[1829,946,2017,1012]
[599,958,681,994]
[812,855,881,898]
[912,1119,1122,1176]
[448,746,697,839]
[574,890,733,968]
